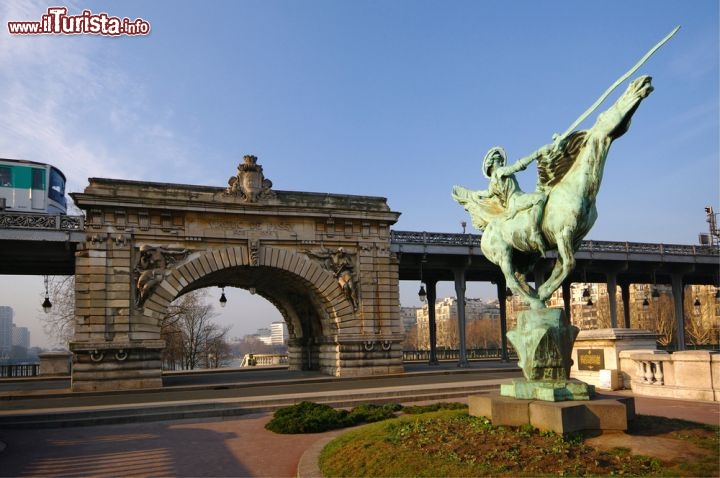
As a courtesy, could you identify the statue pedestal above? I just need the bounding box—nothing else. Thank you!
[504,307,595,401]
[501,378,595,401]
[469,392,634,435]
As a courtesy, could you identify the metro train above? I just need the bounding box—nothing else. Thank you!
[0,158,67,214]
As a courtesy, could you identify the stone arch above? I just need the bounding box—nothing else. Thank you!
[139,245,358,371]
[69,172,403,391]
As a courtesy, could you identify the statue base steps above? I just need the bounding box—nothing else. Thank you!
[469,392,635,435]
[501,378,595,401]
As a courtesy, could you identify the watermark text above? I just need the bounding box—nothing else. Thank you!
[8,7,150,36]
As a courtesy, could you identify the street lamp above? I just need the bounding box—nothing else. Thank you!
[693,297,701,316]
[418,254,427,303]
[219,287,227,308]
[582,286,593,307]
[42,275,52,313]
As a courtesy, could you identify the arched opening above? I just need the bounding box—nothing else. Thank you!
[138,246,354,375]
[174,265,329,371]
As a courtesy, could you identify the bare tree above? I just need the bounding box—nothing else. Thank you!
[652,294,675,347]
[38,276,75,348]
[593,294,613,329]
[437,318,459,349]
[402,324,419,351]
[684,289,715,346]
[203,324,232,368]
[467,317,501,349]
[415,319,430,350]
[162,290,230,370]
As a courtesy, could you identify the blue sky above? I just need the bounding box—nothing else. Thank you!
[1,0,717,347]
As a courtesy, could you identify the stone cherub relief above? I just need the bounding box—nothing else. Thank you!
[135,245,189,306]
[305,246,359,311]
[226,155,276,203]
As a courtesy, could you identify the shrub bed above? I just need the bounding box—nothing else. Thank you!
[264,401,402,434]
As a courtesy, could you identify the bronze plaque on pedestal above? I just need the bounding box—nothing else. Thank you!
[577,349,604,371]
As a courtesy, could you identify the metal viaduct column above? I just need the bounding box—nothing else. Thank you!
[496,278,510,361]
[602,265,628,329]
[606,272,619,328]
[619,280,631,328]
[425,279,439,365]
[560,279,572,327]
[453,267,469,367]
[671,272,687,351]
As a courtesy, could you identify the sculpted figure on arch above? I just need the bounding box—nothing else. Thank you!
[453,75,654,309]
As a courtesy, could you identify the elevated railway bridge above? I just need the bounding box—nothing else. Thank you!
[1,212,716,344]
[0,209,717,390]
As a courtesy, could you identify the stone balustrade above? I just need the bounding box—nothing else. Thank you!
[619,350,720,402]
[240,353,288,367]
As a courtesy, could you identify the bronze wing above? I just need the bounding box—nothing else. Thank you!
[536,131,587,192]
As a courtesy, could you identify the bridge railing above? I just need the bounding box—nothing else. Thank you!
[402,348,517,362]
[390,230,719,257]
[390,230,480,247]
[580,240,719,257]
[239,353,288,367]
[0,212,84,231]
[0,363,40,377]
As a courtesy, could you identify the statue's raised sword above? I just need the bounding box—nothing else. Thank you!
[552,25,680,145]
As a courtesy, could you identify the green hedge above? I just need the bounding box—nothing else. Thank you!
[265,401,467,434]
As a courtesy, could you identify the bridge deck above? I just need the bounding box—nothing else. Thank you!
[0,214,717,284]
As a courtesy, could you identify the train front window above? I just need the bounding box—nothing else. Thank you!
[32,168,45,189]
[48,167,66,207]
[0,167,10,187]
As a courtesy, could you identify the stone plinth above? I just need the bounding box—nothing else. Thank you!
[38,351,72,376]
[572,328,659,390]
[70,341,165,392]
[469,392,635,435]
[501,378,595,401]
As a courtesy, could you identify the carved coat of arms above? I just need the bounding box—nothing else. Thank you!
[226,155,276,203]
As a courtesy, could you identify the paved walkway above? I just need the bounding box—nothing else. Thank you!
[0,394,717,478]
[0,411,316,477]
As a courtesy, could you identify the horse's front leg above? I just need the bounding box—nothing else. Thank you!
[496,257,543,309]
[538,227,576,302]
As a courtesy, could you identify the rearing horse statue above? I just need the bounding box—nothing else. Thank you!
[453,75,654,309]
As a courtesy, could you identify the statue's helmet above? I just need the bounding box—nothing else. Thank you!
[482,146,507,178]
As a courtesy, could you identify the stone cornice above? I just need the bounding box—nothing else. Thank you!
[71,177,401,223]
